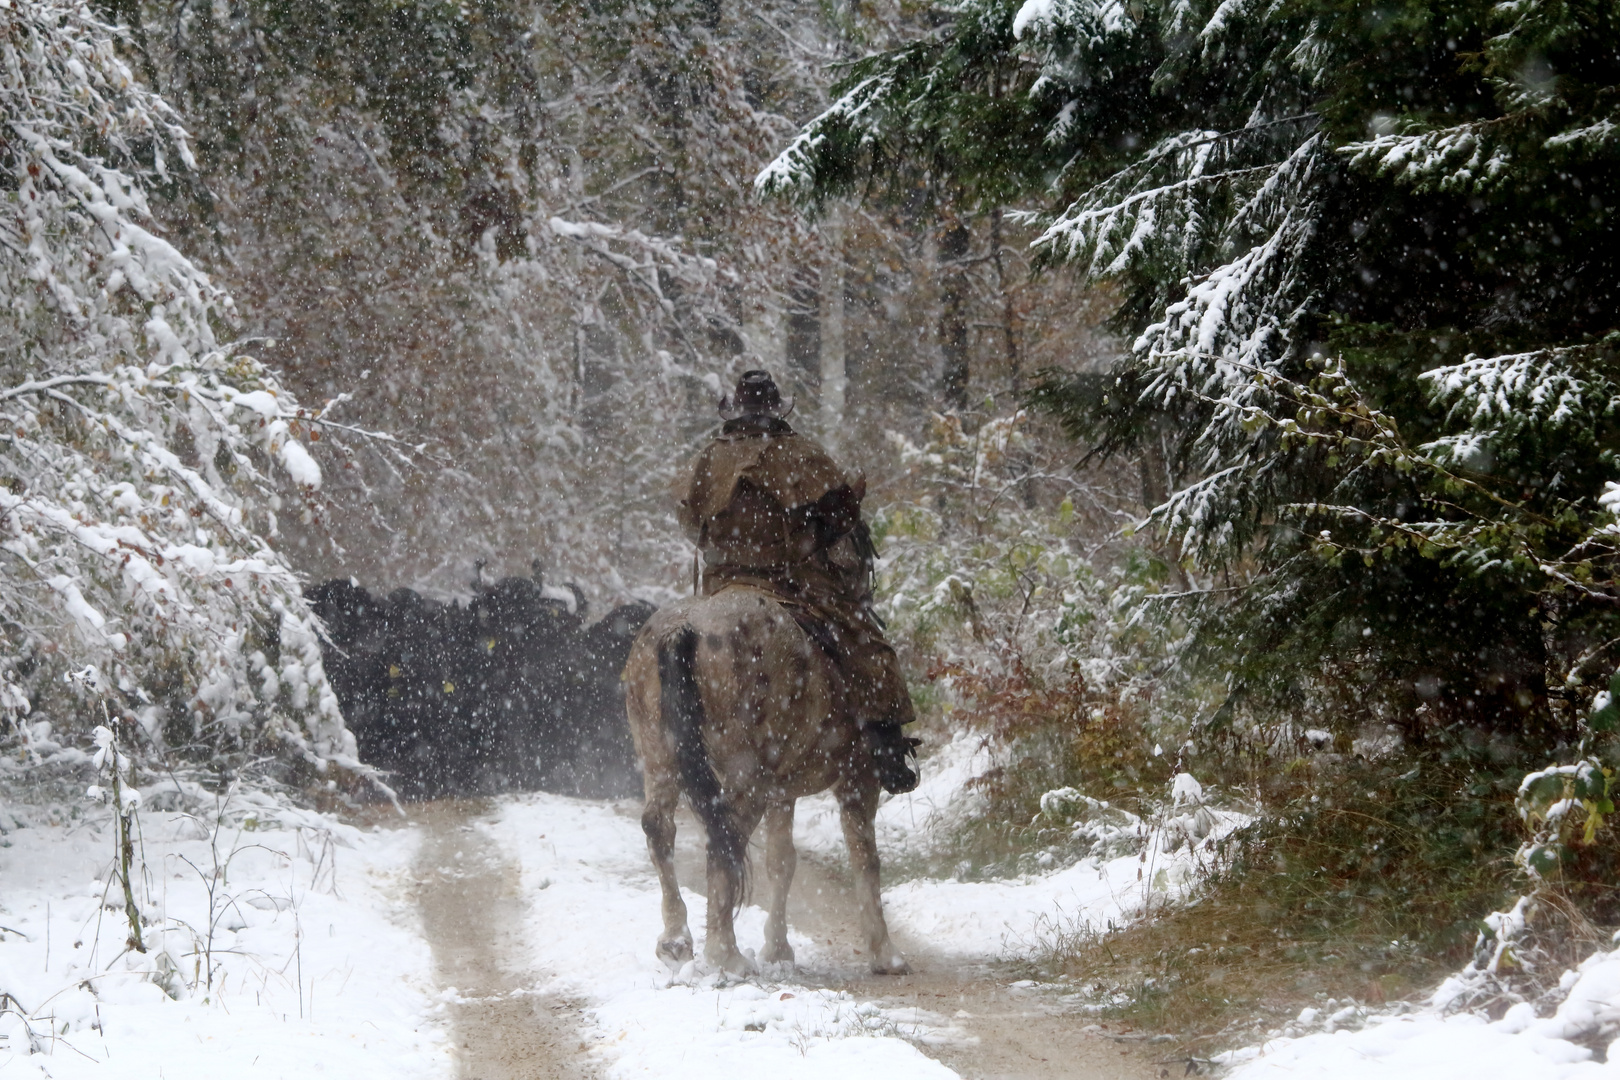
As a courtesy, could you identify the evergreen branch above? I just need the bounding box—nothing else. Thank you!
[1194,353,1556,526]
[1038,162,1277,264]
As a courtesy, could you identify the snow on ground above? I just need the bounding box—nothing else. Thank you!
[793,728,995,862]
[880,821,1239,962]
[15,724,1611,1080]
[487,793,963,1080]
[0,790,447,1079]
[799,732,1248,962]
[482,737,1249,1077]
[1217,940,1620,1079]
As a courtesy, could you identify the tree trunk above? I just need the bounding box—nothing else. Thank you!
[990,207,1020,395]
[938,215,971,411]
[819,211,846,444]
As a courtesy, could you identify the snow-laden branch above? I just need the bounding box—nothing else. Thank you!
[754,72,898,199]
[0,0,379,787]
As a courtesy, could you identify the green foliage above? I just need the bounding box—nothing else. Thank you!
[1511,667,1620,906]
[1032,747,1528,1046]
[764,0,1620,751]
[756,1,1068,211]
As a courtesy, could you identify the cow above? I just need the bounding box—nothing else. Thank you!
[305,571,654,800]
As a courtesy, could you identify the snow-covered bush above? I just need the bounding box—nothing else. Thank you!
[0,0,361,783]
[862,407,1234,881]
[877,410,1186,693]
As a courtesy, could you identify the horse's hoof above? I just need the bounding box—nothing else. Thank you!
[706,946,757,977]
[760,941,795,965]
[657,934,694,968]
[870,951,910,976]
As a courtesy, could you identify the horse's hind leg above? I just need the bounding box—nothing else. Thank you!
[704,797,763,976]
[641,780,693,968]
[760,800,796,965]
[838,779,909,975]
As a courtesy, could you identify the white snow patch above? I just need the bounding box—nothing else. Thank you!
[1220,993,1618,1078]
[1221,916,1620,1079]
[1011,0,1056,37]
[277,434,322,489]
[802,739,1246,963]
[793,729,995,862]
[881,803,1247,961]
[225,389,281,418]
[0,796,446,1078]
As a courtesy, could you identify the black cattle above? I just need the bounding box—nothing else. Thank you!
[568,600,656,797]
[306,581,471,797]
[305,572,653,800]
[463,573,581,792]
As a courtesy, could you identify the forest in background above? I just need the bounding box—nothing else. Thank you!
[2,0,1618,1053]
[103,0,1112,599]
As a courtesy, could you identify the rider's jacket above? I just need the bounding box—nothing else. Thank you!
[676,415,914,730]
[678,415,862,571]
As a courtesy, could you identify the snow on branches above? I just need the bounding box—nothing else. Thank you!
[0,0,364,783]
[1344,123,1516,195]
[754,72,900,202]
[1421,347,1618,467]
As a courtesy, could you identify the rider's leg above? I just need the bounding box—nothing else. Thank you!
[850,640,921,795]
[862,719,922,795]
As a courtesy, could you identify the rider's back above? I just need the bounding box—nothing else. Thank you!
[679,415,860,575]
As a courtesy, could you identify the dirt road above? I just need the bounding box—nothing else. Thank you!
[412,801,595,1080]
[665,808,1167,1080]
[409,798,1164,1080]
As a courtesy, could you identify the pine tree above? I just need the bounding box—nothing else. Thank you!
[761,0,1620,748]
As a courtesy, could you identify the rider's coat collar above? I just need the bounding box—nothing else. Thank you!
[720,415,795,438]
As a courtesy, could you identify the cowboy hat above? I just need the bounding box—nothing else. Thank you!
[719,369,794,419]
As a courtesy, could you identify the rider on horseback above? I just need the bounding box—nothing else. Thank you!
[678,369,921,794]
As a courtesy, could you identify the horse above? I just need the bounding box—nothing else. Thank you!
[623,585,909,976]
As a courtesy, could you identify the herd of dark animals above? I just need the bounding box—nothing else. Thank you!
[305,564,656,801]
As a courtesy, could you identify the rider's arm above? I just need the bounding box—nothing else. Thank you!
[674,449,708,546]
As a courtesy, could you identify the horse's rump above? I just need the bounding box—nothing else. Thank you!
[626,587,846,909]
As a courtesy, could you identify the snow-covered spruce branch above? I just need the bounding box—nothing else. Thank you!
[1173,352,1553,521]
[1342,115,1521,195]
[1146,354,1620,607]
[1037,162,1277,271]
[754,71,898,199]
[1419,345,1618,442]
[1039,121,1321,275]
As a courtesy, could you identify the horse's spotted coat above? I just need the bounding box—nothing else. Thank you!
[622,586,908,977]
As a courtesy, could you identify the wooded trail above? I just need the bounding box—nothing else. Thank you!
[408,798,1162,1080]
[412,801,595,1080]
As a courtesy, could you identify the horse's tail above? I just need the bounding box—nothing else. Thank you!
[658,625,748,915]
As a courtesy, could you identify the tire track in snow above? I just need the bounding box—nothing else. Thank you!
[666,807,1167,1080]
[412,799,597,1080]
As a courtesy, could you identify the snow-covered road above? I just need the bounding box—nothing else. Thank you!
[472,791,1162,1080]
[0,733,1194,1079]
[10,746,1619,1079]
